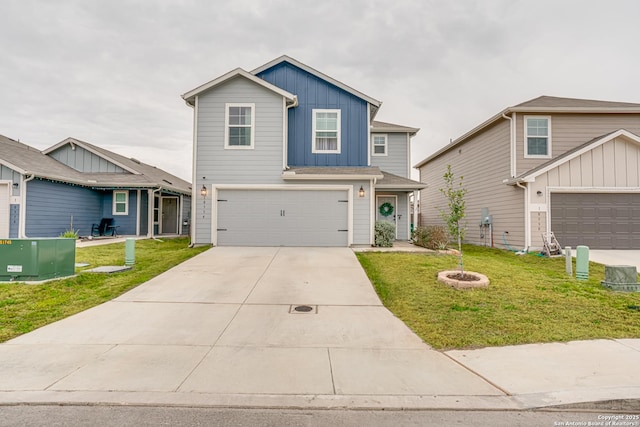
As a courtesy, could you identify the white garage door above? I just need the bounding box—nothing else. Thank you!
[217,189,349,246]
[551,192,640,249]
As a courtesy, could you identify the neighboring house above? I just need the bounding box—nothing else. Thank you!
[0,135,192,239]
[182,55,424,247]
[415,96,640,251]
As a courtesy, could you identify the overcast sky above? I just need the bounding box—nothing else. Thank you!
[1,0,639,181]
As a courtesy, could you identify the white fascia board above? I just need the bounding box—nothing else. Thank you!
[44,137,141,175]
[371,126,420,135]
[251,55,382,108]
[510,106,640,113]
[282,173,384,180]
[0,159,27,175]
[521,129,640,182]
[375,184,426,190]
[182,68,296,106]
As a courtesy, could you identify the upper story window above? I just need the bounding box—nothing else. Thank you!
[312,109,341,153]
[225,103,255,149]
[113,190,129,215]
[525,116,552,158]
[372,134,387,156]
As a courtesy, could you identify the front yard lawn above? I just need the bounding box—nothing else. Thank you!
[356,245,640,350]
[0,238,209,343]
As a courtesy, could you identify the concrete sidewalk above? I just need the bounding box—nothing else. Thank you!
[0,247,639,410]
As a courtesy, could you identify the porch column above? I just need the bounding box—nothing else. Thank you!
[412,190,418,230]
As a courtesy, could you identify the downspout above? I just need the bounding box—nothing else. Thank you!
[369,178,376,245]
[502,112,516,177]
[515,181,530,252]
[19,174,35,238]
[189,96,199,247]
[150,187,162,241]
[283,96,298,170]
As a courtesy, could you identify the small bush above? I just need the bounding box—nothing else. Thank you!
[59,229,79,239]
[374,221,396,247]
[412,225,449,250]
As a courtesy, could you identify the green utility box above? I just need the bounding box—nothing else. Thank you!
[0,238,76,282]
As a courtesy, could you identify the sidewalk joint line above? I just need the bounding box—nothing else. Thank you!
[441,352,512,396]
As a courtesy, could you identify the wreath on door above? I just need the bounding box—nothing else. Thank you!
[379,202,394,217]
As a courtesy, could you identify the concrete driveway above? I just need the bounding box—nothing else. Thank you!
[0,247,506,409]
[587,250,640,271]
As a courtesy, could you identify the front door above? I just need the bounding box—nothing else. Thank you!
[376,195,397,238]
[161,197,178,234]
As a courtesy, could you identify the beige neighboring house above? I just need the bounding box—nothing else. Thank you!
[415,96,640,251]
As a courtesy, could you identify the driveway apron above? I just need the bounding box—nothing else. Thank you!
[0,247,503,405]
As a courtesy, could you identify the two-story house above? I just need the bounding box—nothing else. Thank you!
[416,96,640,251]
[182,56,424,247]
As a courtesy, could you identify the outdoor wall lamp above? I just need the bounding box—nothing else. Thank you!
[536,190,543,196]
[201,185,208,197]
[358,186,365,198]
[12,182,18,189]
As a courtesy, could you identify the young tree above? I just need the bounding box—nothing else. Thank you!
[439,165,467,276]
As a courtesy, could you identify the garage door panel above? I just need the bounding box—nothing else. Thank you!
[217,189,348,247]
[551,193,640,249]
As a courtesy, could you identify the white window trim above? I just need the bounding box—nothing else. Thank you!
[224,103,255,150]
[371,134,388,156]
[524,115,552,159]
[113,190,129,215]
[312,109,341,154]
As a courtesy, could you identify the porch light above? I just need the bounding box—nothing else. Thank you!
[358,186,365,198]
[201,185,208,197]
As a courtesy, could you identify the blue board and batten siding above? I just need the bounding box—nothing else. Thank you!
[49,145,128,173]
[101,191,138,235]
[256,62,369,167]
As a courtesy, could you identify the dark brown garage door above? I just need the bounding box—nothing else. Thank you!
[551,193,640,249]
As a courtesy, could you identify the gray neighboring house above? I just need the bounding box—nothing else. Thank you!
[182,55,424,247]
[415,96,640,251]
[0,135,192,239]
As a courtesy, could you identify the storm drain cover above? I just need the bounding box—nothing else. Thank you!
[290,305,317,314]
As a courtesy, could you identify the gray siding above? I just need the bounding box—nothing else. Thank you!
[516,113,640,176]
[419,120,526,249]
[194,76,286,244]
[0,164,22,196]
[48,145,128,173]
[370,133,410,177]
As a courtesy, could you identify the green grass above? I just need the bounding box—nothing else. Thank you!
[0,238,209,342]
[356,245,640,350]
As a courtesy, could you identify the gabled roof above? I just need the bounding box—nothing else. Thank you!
[371,121,420,135]
[505,129,640,184]
[252,55,382,112]
[415,96,640,168]
[181,67,297,107]
[513,96,640,111]
[0,135,191,195]
[376,171,425,190]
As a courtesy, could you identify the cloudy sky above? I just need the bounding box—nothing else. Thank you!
[1,0,639,181]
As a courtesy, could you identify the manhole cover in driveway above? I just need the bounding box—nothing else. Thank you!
[289,305,317,314]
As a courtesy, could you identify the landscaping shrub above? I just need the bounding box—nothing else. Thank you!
[412,225,449,250]
[59,229,79,239]
[374,221,395,247]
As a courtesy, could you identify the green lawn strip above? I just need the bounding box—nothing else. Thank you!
[0,238,209,342]
[356,246,640,350]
